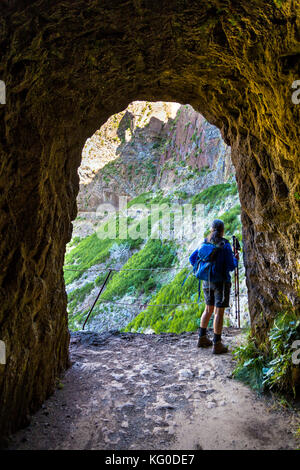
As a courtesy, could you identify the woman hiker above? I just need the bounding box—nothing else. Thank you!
[197,219,239,354]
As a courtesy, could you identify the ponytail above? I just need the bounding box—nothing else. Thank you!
[207,219,224,245]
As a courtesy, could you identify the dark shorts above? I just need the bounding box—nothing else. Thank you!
[203,282,231,308]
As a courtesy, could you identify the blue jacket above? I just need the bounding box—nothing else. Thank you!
[189,238,238,283]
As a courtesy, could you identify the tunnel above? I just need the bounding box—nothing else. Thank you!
[0,0,299,441]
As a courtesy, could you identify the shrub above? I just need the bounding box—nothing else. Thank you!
[95,271,110,286]
[64,216,145,285]
[174,190,189,200]
[109,242,131,262]
[203,204,242,241]
[191,183,238,212]
[233,334,266,392]
[67,282,95,325]
[64,234,115,284]
[233,312,300,396]
[124,268,205,334]
[68,308,89,331]
[219,204,241,236]
[128,190,172,207]
[100,239,177,301]
[68,236,82,248]
[263,313,300,395]
[127,192,153,208]
[68,282,94,304]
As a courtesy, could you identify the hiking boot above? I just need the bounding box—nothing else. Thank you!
[197,335,213,348]
[212,341,228,354]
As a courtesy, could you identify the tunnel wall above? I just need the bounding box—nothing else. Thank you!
[0,0,299,440]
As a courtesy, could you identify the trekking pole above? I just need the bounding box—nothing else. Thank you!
[234,264,238,323]
[82,269,112,330]
[237,264,240,328]
[232,236,237,324]
[232,236,241,328]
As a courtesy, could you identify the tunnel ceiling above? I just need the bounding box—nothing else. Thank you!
[0,0,299,441]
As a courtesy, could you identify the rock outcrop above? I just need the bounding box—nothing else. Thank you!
[0,0,299,441]
[77,101,233,212]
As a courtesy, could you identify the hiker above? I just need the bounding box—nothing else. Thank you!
[196,219,239,354]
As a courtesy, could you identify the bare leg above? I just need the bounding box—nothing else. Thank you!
[213,307,225,335]
[200,305,214,328]
[198,304,214,347]
[212,307,228,353]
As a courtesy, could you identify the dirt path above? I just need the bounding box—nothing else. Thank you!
[8,329,299,450]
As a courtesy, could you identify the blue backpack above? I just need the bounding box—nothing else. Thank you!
[183,241,226,301]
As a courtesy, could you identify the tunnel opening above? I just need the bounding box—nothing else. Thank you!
[64,101,248,335]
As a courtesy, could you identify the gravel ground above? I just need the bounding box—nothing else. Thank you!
[7,329,300,450]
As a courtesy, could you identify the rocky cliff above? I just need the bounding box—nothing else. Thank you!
[77,102,233,213]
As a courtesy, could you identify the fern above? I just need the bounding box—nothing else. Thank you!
[233,312,300,396]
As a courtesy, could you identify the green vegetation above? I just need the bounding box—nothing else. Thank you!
[127,190,173,208]
[203,204,242,243]
[294,192,300,201]
[100,239,177,301]
[70,237,177,329]
[219,204,241,236]
[65,181,242,330]
[68,236,82,248]
[67,282,95,313]
[145,160,157,176]
[64,216,144,285]
[174,190,189,200]
[152,139,164,150]
[191,132,198,143]
[102,159,119,175]
[68,282,94,306]
[127,192,153,208]
[232,332,266,392]
[151,191,172,205]
[95,271,109,286]
[124,268,205,334]
[64,234,115,285]
[273,0,284,7]
[189,182,241,242]
[233,311,300,396]
[191,182,238,213]
[68,308,89,331]
[191,166,211,177]
[67,271,115,330]
[65,180,242,334]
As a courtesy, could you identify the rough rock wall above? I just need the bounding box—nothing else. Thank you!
[77,101,233,211]
[0,0,299,440]
[156,103,233,194]
[161,104,232,173]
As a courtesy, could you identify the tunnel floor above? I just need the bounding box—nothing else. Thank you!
[8,329,299,450]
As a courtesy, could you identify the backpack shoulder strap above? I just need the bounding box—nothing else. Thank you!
[197,279,202,303]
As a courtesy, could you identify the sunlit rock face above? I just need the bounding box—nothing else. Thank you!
[77,101,233,212]
[0,0,299,440]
